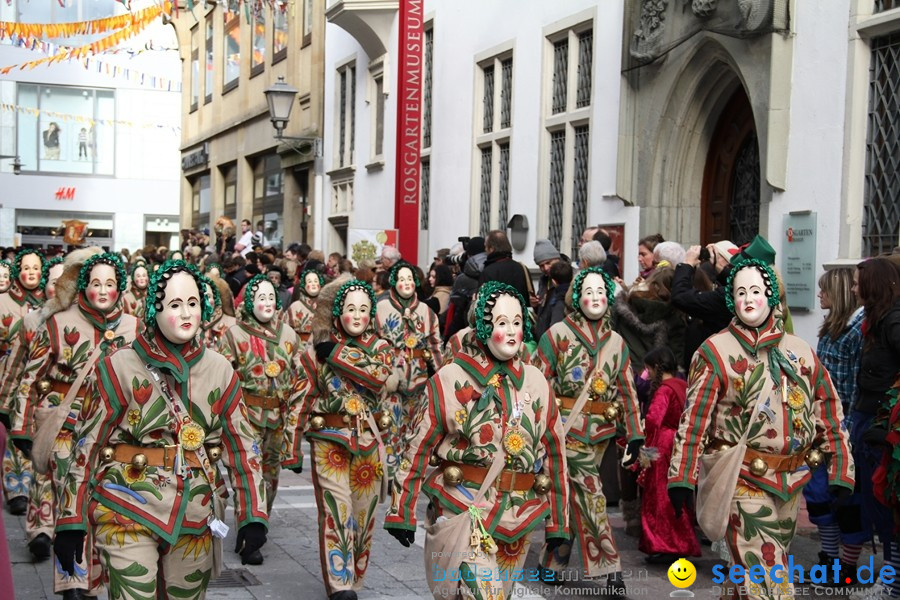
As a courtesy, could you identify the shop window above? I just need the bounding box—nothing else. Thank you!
[251,10,265,77]
[273,2,288,63]
[223,4,240,92]
[192,175,211,231]
[253,155,284,250]
[191,26,200,111]
[205,16,214,104]
[303,0,313,47]
[223,164,237,220]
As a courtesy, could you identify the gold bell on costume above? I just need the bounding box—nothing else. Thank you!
[805,448,825,469]
[604,404,619,422]
[309,415,326,431]
[207,446,222,462]
[131,453,147,470]
[443,465,463,486]
[533,474,552,495]
[749,457,768,477]
[377,413,392,431]
[428,453,441,467]
[100,446,115,463]
[36,379,52,396]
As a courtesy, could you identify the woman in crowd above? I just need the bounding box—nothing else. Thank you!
[426,264,453,317]
[636,234,664,282]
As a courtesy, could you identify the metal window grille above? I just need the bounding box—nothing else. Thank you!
[424,28,434,148]
[420,159,430,229]
[500,58,513,129]
[498,143,510,230]
[339,69,346,166]
[552,39,568,114]
[483,64,495,133]
[548,130,566,250]
[571,126,590,257]
[865,32,900,257]
[875,0,896,12]
[729,134,761,248]
[350,66,356,163]
[479,147,493,238]
[576,30,593,109]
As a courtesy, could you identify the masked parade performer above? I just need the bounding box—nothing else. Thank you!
[0,249,45,515]
[11,250,139,597]
[122,262,150,322]
[0,259,11,294]
[289,276,395,600]
[668,255,855,600]
[53,259,268,599]
[200,276,236,350]
[533,266,644,592]
[216,273,303,565]
[375,261,441,469]
[287,269,324,351]
[385,281,569,600]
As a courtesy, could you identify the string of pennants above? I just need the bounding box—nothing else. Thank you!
[0,1,170,73]
[0,102,181,135]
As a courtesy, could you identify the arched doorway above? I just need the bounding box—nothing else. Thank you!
[701,86,760,246]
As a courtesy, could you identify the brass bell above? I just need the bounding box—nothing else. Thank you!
[749,457,767,477]
[310,416,325,431]
[443,465,463,486]
[423,349,432,361]
[377,413,392,431]
[533,474,552,495]
[36,379,52,396]
[604,405,619,422]
[131,453,147,470]
[428,453,441,467]
[207,446,222,463]
[100,446,115,463]
[342,414,352,424]
[805,448,825,469]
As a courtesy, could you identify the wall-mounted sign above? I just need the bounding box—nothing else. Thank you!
[55,187,75,200]
[782,212,817,311]
[348,228,398,266]
[181,143,209,171]
[62,219,88,246]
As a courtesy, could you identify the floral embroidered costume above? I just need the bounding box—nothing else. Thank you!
[122,262,149,322]
[293,276,395,600]
[200,276,236,350]
[385,282,570,600]
[287,269,324,351]
[533,266,644,588]
[217,275,304,519]
[375,262,442,467]
[0,249,45,513]
[668,258,854,600]
[53,260,268,600]
[12,250,139,593]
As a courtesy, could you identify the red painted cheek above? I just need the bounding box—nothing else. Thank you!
[342,315,352,324]
[582,298,590,306]
[167,316,178,327]
[87,290,97,301]
[108,290,118,301]
[492,331,505,343]
[515,331,523,343]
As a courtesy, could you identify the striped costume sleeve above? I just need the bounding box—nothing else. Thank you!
[541,383,570,539]
[57,356,126,531]
[667,348,723,489]
[384,376,446,531]
[812,358,855,490]
[533,330,557,379]
[616,342,644,442]
[216,328,238,367]
[11,323,53,439]
[427,311,443,370]
[282,343,312,469]
[327,342,391,391]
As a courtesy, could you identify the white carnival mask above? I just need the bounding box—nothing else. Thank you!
[579,273,608,321]
[304,273,321,297]
[44,264,65,300]
[85,263,119,312]
[0,265,9,293]
[19,254,42,290]
[132,267,149,290]
[252,280,277,323]
[395,267,416,299]
[485,294,523,362]
[155,271,203,344]
[733,267,771,328]
[340,289,371,337]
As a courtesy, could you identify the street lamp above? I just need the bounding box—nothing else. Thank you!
[264,76,321,156]
[0,154,22,175]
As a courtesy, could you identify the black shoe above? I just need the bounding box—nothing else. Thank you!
[62,589,86,600]
[7,496,26,516]
[328,592,358,600]
[606,572,626,596]
[241,549,263,565]
[645,552,679,565]
[28,533,51,561]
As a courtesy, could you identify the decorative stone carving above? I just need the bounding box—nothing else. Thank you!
[738,0,773,32]
[630,0,669,61]
[691,0,719,18]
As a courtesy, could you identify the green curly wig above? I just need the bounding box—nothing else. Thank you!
[130,261,150,277]
[474,281,533,343]
[242,273,283,316]
[39,256,65,291]
[145,259,214,327]
[300,268,326,290]
[204,263,221,275]
[10,248,44,280]
[388,261,420,289]
[201,275,222,309]
[77,253,127,294]
[0,259,10,274]
[332,279,377,320]
[725,258,780,315]
[570,266,616,317]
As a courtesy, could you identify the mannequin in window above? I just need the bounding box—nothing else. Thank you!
[43,123,61,160]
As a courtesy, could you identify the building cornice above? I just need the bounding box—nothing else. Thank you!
[326,0,399,58]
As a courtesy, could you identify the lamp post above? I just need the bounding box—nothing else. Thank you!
[0,154,22,175]
[264,76,323,246]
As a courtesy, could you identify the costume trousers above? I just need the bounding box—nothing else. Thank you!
[539,439,620,578]
[51,428,103,593]
[309,439,381,595]
[91,501,214,600]
[427,502,532,600]
[3,439,32,502]
[26,469,52,542]
[722,484,800,600]
[385,387,426,466]
[238,423,282,514]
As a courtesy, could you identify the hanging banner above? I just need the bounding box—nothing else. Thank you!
[62,219,89,246]
[348,229,398,267]
[393,0,423,262]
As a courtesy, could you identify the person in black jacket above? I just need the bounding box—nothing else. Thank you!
[533,261,572,340]
[444,237,486,341]
[479,230,533,302]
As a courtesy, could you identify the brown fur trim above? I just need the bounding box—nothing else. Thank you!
[30,247,103,328]
[312,273,352,344]
[210,275,235,317]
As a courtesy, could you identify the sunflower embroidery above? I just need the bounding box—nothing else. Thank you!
[786,385,805,410]
[93,503,152,547]
[404,335,418,349]
[732,378,745,392]
[315,443,349,480]
[502,430,526,456]
[173,529,212,560]
[123,465,146,485]
[344,395,363,416]
[349,454,382,496]
[127,409,141,426]
[454,408,468,425]
[591,377,608,396]
[264,361,282,378]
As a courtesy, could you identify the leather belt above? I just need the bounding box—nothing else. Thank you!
[312,412,384,431]
[243,393,281,409]
[708,439,810,474]
[113,444,203,470]
[557,395,611,415]
[50,380,88,398]
[407,348,433,360]
[441,461,535,492]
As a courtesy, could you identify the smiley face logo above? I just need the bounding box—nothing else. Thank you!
[668,558,696,588]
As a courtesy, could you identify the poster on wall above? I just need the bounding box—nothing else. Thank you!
[597,224,625,263]
[348,229,398,266]
[782,212,817,311]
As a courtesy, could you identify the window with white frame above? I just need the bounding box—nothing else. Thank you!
[331,175,354,215]
[369,61,385,161]
[336,62,356,168]
[420,24,434,230]
[475,51,513,238]
[190,26,199,111]
[543,24,593,259]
